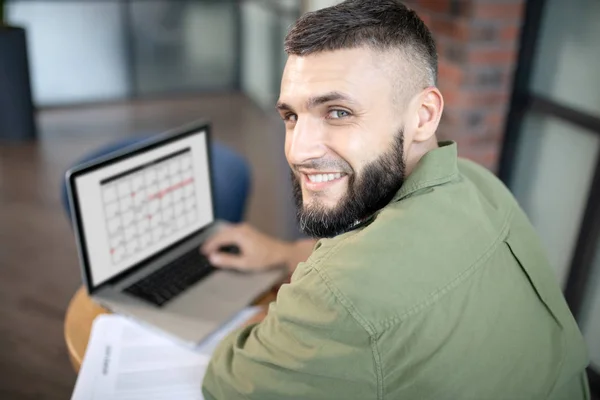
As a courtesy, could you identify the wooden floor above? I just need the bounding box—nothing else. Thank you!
[0,93,298,399]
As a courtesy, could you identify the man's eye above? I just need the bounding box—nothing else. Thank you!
[284,113,297,122]
[327,109,351,119]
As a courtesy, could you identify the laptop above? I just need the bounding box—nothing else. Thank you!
[66,120,284,344]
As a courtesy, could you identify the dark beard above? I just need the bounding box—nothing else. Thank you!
[292,131,405,238]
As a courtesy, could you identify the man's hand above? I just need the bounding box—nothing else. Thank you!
[201,223,293,272]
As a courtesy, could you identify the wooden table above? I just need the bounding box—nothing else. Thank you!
[64,286,277,372]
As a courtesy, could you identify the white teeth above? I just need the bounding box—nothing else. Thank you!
[307,173,344,183]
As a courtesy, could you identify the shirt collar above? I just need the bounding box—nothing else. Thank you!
[392,140,459,203]
[332,141,459,236]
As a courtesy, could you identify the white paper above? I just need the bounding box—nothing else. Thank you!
[71,307,260,400]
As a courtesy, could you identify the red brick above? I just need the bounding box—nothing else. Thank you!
[486,111,507,128]
[473,132,504,147]
[444,41,469,63]
[468,23,498,43]
[439,90,511,109]
[414,0,524,170]
[457,140,500,171]
[450,0,475,18]
[461,90,511,107]
[419,12,433,27]
[499,24,521,42]
[460,127,505,145]
[435,39,447,59]
[439,108,464,127]
[454,107,507,131]
[468,48,517,65]
[430,17,470,41]
[417,0,450,14]
[439,85,462,106]
[463,67,507,88]
[438,60,464,85]
[472,3,524,20]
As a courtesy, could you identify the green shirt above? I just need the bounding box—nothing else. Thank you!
[203,142,590,399]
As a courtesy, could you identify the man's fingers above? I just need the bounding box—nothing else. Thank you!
[208,253,248,270]
[201,227,241,254]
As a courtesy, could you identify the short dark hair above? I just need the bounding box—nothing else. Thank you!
[284,0,437,90]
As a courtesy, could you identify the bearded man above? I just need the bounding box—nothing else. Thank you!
[200,1,590,398]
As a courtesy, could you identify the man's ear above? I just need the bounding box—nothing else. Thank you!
[414,87,444,143]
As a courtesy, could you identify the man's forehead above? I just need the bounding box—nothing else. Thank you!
[283,48,378,79]
[280,48,394,104]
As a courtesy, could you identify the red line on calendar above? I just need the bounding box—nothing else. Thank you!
[147,177,195,200]
[100,150,199,265]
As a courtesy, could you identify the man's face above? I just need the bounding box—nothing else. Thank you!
[278,47,408,238]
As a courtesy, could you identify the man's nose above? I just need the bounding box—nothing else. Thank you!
[286,117,327,166]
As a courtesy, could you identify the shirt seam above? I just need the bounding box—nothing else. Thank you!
[306,255,384,400]
[370,335,384,400]
[378,209,513,329]
[396,171,459,201]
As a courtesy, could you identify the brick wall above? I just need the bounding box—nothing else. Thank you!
[405,0,525,171]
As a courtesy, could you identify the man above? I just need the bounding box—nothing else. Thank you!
[201,1,590,398]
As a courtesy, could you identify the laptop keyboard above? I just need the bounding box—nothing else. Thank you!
[124,251,215,307]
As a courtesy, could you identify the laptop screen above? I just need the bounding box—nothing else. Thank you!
[74,129,213,287]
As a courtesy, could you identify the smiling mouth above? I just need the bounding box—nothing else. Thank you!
[306,172,346,183]
[301,172,349,192]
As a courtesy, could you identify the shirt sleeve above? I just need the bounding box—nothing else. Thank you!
[201,264,379,400]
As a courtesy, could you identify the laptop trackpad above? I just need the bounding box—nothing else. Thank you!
[168,269,278,319]
[97,268,282,344]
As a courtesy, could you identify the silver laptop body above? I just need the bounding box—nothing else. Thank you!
[66,120,283,345]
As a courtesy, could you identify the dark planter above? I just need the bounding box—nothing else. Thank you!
[0,26,37,141]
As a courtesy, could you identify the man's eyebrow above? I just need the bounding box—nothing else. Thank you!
[306,91,356,109]
[276,91,357,113]
[275,101,293,112]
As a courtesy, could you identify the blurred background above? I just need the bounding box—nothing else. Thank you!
[0,0,598,398]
